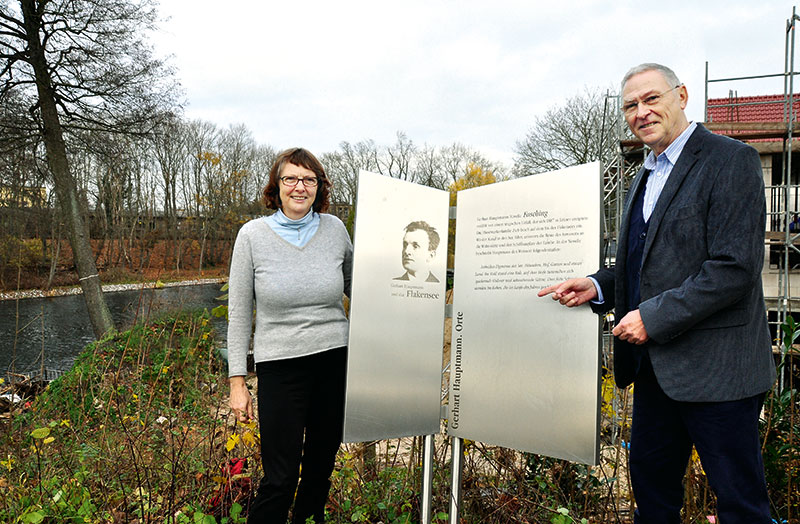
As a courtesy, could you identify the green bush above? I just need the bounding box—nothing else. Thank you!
[0,310,246,523]
[0,235,42,269]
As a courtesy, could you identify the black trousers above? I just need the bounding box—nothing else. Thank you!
[629,355,771,524]
[248,346,347,524]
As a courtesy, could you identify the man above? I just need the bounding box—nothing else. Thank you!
[539,63,775,523]
[393,220,440,282]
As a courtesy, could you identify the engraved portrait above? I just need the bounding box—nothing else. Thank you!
[393,220,440,283]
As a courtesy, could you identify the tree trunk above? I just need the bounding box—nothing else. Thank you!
[46,238,60,290]
[46,217,61,290]
[21,0,114,338]
[198,226,206,275]
[170,180,180,271]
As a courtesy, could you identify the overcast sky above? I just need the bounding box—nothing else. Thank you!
[152,1,794,166]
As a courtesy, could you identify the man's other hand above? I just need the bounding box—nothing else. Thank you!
[612,310,649,345]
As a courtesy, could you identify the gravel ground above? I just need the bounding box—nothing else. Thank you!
[0,278,226,302]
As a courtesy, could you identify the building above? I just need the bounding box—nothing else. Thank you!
[705,93,800,305]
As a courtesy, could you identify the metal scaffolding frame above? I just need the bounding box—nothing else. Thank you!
[701,7,800,389]
[598,96,647,443]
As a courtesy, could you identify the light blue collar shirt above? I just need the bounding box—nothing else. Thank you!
[591,121,697,304]
[641,121,697,221]
[264,208,320,247]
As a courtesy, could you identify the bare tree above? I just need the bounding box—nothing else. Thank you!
[414,144,447,190]
[324,136,507,205]
[214,124,257,262]
[151,115,187,269]
[378,131,416,181]
[0,0,178,337]
[439,142,505,184]
[514,87,623,177]
[323,139,379,207]
[183,119,219,273]
[249,143,277,209]
[219,124,257,214]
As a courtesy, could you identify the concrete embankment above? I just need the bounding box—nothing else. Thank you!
[0,278,226,301]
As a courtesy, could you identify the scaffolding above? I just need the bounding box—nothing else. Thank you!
[703,7,800,390]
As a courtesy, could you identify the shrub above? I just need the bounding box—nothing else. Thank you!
[0,235,42,269]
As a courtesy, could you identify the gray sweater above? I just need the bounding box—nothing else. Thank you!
[226,213,353,377]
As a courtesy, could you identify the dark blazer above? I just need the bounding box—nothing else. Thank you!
[592,125,776,402]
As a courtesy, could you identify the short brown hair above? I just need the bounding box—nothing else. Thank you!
[261,147,331,213]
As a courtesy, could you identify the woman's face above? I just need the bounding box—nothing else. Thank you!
[278,162,318,220]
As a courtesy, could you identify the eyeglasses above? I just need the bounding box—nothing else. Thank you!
[280,176,319,188]
[621,85,682,116]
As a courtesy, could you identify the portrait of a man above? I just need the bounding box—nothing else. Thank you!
[393,221,440,283]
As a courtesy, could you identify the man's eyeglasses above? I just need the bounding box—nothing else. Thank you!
[280,176,319,188]
[622,85,682,116]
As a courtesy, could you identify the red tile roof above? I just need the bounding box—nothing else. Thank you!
[707,94,800,123]
[706,94,800,142]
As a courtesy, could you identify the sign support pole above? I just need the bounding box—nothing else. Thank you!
[449,437,463,524]
[421,434,435,524]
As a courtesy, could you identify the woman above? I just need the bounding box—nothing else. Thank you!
[227,147,352,524]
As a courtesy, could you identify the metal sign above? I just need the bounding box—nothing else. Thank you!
[447,163,602,465]
[344,170,450,442]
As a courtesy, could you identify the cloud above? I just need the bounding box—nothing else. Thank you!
[153,1,794,165]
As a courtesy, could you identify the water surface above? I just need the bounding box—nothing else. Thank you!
[1,283,227,380]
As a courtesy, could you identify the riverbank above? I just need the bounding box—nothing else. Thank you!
[0,311,242,521]
[0,237,232,295]
[0,277,227,302]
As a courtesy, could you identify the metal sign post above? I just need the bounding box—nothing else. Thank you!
[449,437,463,524]
[421,434,435,524]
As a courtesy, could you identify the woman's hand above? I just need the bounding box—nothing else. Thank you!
[229,375,254,423]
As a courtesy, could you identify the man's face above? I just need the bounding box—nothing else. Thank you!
[402,229,434,276]
[622,69,689,156]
